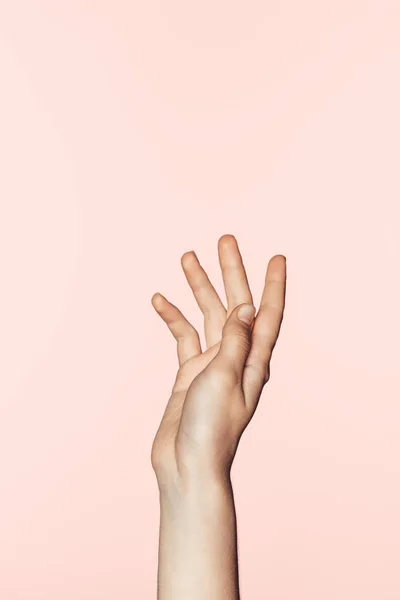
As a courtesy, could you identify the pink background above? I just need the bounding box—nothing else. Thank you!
[1,1,400,598]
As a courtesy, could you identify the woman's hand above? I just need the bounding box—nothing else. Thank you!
[151,234,286,488]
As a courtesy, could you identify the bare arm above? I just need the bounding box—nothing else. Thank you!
[151,234,287,600]
[157,473,239,600]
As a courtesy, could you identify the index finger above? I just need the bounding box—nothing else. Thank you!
[242,254,287,412]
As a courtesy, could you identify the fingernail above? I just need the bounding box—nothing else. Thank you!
[238,304,255,324]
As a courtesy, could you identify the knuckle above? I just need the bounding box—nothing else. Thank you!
[208,357,238,387]
[178,323,199,342]
[234,327,251,351]
[261,360,271,385]
[247,360,270,387]
[151,440,163,472]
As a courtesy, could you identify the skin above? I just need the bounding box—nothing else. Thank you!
[151,234,287,600]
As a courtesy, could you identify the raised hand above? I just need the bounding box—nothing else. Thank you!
[151,234,286,487]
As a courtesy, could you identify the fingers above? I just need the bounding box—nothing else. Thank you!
[218,235,253,317]
[181,250,227,349]
[242,254,287,411]
[214,302,256,383]
[151,293,202,366]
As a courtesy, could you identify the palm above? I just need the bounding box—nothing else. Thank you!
[150,342,222,464]
[172,339,221,393]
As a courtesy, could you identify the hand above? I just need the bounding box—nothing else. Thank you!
[151,234,286,487]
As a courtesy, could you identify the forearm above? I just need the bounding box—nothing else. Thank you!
[156,472,240,600]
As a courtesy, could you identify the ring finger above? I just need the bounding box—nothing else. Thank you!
[181,251,227,349]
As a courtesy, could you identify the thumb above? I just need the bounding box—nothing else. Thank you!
[217,303,256,380]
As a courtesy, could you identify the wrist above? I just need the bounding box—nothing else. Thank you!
[156,464,240,600]
[157,466,233,511]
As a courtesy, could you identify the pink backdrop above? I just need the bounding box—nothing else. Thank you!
[1,1,399,598]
